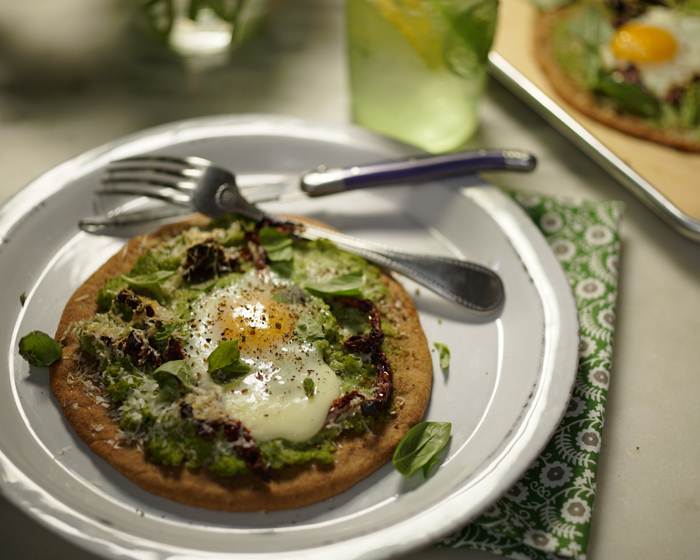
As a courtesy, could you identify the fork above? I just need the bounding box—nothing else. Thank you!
[80,155,506,316]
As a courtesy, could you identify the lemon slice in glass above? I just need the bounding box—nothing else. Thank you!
[373,0,444,69]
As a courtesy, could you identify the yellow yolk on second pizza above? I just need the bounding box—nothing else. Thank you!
[601,8,700,97]
[611,23,678,64]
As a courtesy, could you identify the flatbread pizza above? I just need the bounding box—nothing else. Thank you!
[534,0,700,152]
[49,215,432,511]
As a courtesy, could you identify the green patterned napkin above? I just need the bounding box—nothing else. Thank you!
[440,190,624,560]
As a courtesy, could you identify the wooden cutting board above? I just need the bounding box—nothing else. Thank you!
[492,0,700,228]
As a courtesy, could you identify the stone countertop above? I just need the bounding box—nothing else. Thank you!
[0,1,698,559]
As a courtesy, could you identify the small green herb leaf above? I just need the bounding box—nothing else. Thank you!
[259,227,294,262]
[303,377,315,398]
[552,4,612,88]
[19,330,62,367]
[96,277,127,312]
[392,421,451,478]
[433,342,451,371]
[122,270,175,303]
[595,72,660,118]
[305,271,364,297]
[153,360,195,401]
[207,340,250,384]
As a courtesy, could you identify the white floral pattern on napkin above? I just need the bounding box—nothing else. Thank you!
[440,192,624,560]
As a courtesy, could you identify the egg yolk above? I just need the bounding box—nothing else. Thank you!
[219,298,296,352]
[611,23,678,64]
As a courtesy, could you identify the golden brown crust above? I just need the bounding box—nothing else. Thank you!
[534,6,700,153]
[50,215,432,511]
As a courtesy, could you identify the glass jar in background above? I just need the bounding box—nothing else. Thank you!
[347,0,499,153]
[142,0,270,60]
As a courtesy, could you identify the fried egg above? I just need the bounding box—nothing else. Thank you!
[185,271,341,442]
[601,7,700,97]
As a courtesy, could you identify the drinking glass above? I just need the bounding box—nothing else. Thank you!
[347,0,499,153]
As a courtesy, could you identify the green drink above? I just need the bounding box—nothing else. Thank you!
[347,0,499,153]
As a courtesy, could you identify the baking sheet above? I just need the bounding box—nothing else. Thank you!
[489,0,700,242]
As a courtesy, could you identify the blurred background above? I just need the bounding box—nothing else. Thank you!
[1,2,345,135]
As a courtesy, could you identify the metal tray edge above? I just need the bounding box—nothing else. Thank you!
[488,51,700,243]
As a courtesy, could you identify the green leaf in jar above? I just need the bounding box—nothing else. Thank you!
[392,421,452,478]
[440,0,499,77]
[18,330,62,367]
[141,0,175,39]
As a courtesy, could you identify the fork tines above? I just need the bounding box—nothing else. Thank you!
[97,155,214,206]
[112,155,212,169]
[102,155,214,192]
[107,156,210,180]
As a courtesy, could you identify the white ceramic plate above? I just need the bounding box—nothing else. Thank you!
[0,115,577,559]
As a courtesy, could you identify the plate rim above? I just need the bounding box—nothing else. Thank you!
[0,114,578,559]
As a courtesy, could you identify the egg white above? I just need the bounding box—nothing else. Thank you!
[600,7,700,97]
[184,271,341,442]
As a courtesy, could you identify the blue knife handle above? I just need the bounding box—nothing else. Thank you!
[300,149,537,197]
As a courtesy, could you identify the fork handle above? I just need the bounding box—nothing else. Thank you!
[299,149,536,197]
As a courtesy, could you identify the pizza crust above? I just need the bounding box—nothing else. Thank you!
[50,215,432,511]
[534,6,700,153]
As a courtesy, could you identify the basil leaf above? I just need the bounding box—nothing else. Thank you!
[569,4,612,51]
[207,340,250,384]
[392,421,452,478]
[259,227,293,262]
[270,261,293,278]
[553,4,611,88]
[153,360,194,401]
[122,270,175,303]
[422,445,449,477]
[433,342,451,371]
[595,72,660,118]
[303,377,315,398]
[295,314,326,341]
[304,271,364,297]
[19,330,62,367]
